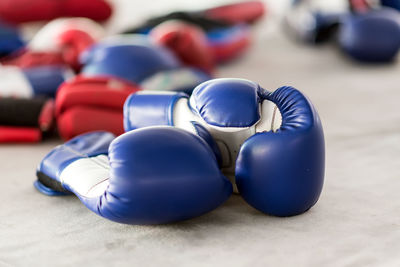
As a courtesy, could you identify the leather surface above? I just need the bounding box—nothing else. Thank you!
[207,24,251,62]
[236,86,325,216]
[80,39,180,84]
[37,127,232,224]
[381,0,400,10]
[89,127,232,224]
[58,107,125,141]
[150,21,215,73]
[339,9,400,62]
[124,91,188,131]
[286,2,400,62]
[124,79,325,217]
[56,76,139,140]
[192,122,223,166]
[24,66,71,97]
[191,78,260,127]
[0,22,24,56]
[55,76,138,115]
[38,131,115,183]
[124,92,223,165]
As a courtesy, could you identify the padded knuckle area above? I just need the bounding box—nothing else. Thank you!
[191,78,261,127]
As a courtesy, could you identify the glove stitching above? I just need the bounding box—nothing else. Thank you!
[60,146,109,185]
[85,178,110,196]
[271,105,278,132]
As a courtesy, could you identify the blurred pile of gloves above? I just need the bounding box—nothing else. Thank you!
[285,0,400,62]
[0,0,265,143]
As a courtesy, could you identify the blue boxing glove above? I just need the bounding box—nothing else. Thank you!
[0,21,25,57]
[0,65,73,98]
[286,0,400,62]
[35,129,232,224]
[338,8,400,62]
[124,78,325,217]
[80,35,211,94]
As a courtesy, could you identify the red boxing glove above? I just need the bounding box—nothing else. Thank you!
[56,76,140,140]
[0,0,112,24]
[2,18,105,71]
[204,1,265,24]
[150,21,215,74]
[150,21,252,70]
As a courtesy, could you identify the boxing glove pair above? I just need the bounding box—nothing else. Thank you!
[0,0,112,24]
[2,18,105,71]
[124,1,266,65]
[285,0,400,62]
[35,79,325,224]
[124,79,325,216]
[0,97,54,142]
